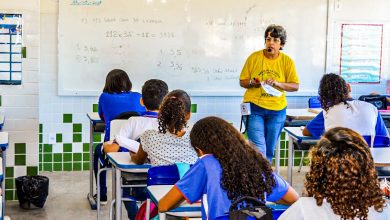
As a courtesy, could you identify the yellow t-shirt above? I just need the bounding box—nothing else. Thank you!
[240,50,299,110]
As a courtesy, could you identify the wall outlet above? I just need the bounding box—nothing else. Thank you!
[48,133,56,144]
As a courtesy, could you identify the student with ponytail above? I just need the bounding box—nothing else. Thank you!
[131,89,198,166]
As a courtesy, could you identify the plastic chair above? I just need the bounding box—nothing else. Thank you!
[308,96,321,108]
[145,165,180,220]
[358,95,388,110]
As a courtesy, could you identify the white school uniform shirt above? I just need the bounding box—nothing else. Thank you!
[324,100,379,136]
[115,116,159,152]
[279,197,390,220]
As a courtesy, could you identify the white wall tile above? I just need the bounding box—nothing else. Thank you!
[3,95,38,107]
[26,154,39,166]
[14,166,26,177]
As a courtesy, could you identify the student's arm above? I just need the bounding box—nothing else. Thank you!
[103,141,120,153]
[276,186,299,205]
[130,144,147,164]
[158,186,185,212]
[303,111,325,138]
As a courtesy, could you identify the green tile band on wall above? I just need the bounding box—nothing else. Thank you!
[191,104,197,113]
[56,133,63,143]
[63,114,72,123]
[93,104,99,112]
[14,143,26,154]
[73,123,82,132]
[15,155,26,166]
[27,166,38,176]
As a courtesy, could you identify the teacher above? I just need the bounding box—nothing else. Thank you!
[239,24,299,162]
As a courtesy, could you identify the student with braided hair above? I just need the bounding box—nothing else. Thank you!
[280,127,390,219]
[131,89,198,166]
[158,116,299,220]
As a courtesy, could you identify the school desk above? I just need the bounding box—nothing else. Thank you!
[86,112,105,210]
[107,152,150,220]
[281,127,318,186]
[0,132,8,219]
[274,109,318,174]
[146,185,202,220]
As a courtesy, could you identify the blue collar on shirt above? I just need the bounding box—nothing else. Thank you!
[142,111,158,118]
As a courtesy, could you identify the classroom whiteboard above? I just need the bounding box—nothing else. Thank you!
[58,0,327,96]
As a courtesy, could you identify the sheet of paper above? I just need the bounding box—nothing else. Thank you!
[261,82,282,97]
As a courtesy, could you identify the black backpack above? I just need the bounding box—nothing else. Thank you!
[229,196,273,220]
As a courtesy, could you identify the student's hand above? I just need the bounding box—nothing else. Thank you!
[103,141,120,153]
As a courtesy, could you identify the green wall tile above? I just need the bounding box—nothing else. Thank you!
[83,162,89,170]
[83,153,90,161]
[43,144,52,153]
[83,143,89,152]
[280,132,285,140]
[63,153,72,162]
[73,163,82,171]
[43,163,52,172]
[5,190,13,200]
[53,163,62,171]
[63,163,72,171]
[39,144,43,153]
[53,153,62,162]
[0,95,2,106]
[191,103,197,113]
[63,143,72,152]
[73,153,82,162]
[27,166,38,176]
[39,134,42,143]
[43,154,53,163]
[21,46,27,58]
[73,123,82,132]
[5,179,14,189]
[63,114,73,123]
[39,153,42,163]
[15,155,26,166]
[93,104,98,112]
[6,167,14,178]
[93,133,101,142]
[56,133,63,143]
[15,143,26,154]
[73,134,82,142]
[39,164,42,172]
[39,124,43,133]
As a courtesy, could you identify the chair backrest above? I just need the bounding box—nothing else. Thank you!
[308,96,321,108]
[114,111,140,120]
[362,135,390,148]
[147,164,180,186]
[358,95,388,110]
[109,119,128,141]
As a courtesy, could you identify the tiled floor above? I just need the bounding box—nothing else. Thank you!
[5,167,309,220]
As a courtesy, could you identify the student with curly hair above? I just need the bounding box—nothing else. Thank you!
[303,73,388,138]
[280,127,390,219]
[158,116,299,220]
[131,89,198,166]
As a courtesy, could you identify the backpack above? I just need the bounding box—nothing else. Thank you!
[229,196,273,220]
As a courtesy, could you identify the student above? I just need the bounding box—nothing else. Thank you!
[303,73,388,138]
[94,69,146,205]
[158,116,299,220]
[96,79,168,220]
[102,79,169,153]
[131,89,198,166]
[280,127,390,219]
[98,69,146,141]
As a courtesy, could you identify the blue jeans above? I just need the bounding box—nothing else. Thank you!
[246,104,286,162]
